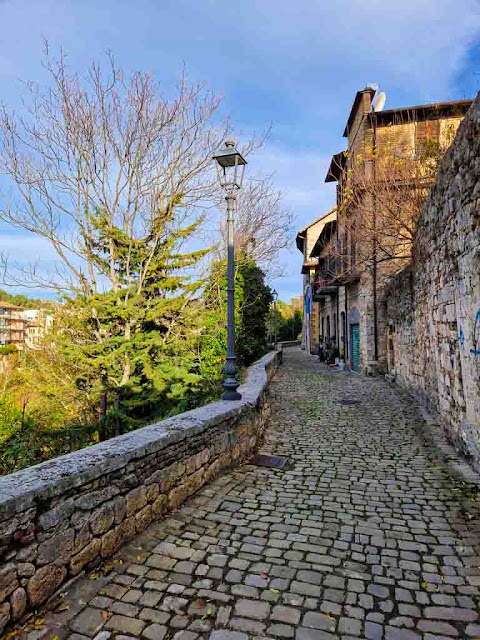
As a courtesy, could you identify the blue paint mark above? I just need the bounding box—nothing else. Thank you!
[459,328,465,350]
[470,309,480,355]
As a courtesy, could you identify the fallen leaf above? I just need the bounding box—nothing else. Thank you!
[422,581,428,589]
[57,603,70,611]
[101,611,109,620]
[270,588,279,594]
[194,599,207,609]
[260,572,268,579]
[136,555,141,561]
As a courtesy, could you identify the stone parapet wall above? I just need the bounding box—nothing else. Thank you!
[386,94,480,467]
[0,349,282,629]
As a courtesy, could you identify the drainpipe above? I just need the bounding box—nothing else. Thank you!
[336,291,340,350]
[345,285,348,362]
[372,114,379,361]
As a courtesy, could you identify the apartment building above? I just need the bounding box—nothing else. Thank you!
[23,309,54,349]
[0,302,25,347]
[295,208,336,354]
[319,88,472,372]
[0,303,53,350]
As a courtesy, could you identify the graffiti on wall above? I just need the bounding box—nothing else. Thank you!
[459,328,465,351]
[471,309,480,355]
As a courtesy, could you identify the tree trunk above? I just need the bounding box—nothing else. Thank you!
[99,373,108,441]
[114,388,122,436]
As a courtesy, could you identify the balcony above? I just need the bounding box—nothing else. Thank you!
[313,274,338,300]
[334,269,361,285]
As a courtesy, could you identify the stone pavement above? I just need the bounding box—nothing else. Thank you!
[17,348,480,640]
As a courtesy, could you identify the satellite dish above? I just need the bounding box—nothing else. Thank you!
[373,92,387,112]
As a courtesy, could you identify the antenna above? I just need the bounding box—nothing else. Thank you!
[373,92,387,112]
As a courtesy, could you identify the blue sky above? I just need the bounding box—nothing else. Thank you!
[0,0,479,301]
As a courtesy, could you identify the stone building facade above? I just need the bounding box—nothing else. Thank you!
[385,94,480,468]
[295,209,336,354]
[321,89,471,372]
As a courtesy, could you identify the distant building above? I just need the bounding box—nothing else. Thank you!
[295,208,336,354]
[23,309,54,350]
[0,302,25,347]
[0,304,53,350]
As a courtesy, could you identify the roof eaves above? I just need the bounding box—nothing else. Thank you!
[372,99,473,128]
[296,207,337,237]
[343,88,376,137]
[309,219,337,258]
[325,151,347,183]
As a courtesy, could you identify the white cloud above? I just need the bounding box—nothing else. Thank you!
[248,144,337,299]
[0,232,65,293]
[0,0,478,303]
[0,233,57,260]
[214,0,480,101]
[251,145,336,222]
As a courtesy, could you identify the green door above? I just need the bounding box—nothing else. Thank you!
[351,323,360,371]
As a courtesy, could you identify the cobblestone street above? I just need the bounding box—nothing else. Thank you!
[32,348,480,640]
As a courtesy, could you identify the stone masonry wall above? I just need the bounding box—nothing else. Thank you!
[0,349,282,630]
[386,94,480,467]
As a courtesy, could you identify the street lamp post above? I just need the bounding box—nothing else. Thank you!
[272,289,278,349]
[213,141,247,401]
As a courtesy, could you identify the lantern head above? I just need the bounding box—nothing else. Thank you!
[213,140,247,191]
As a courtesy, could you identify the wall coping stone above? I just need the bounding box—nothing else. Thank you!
[0,349,282,521]
[277,341,301,348]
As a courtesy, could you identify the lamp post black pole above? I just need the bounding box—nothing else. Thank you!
[212,140,246,401]
[272,289,278,350]
[274,298,277,349]
[222,192,241,400]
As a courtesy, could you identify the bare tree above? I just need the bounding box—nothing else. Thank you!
[216,176,294,277]
[331,134,456,283]
[0,46,273,405]
[0,46,268,295]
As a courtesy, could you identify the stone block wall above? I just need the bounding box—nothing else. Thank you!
[0,349,282,630]
[385,94,480,467]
